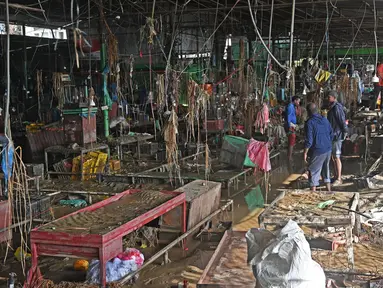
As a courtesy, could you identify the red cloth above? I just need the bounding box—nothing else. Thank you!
[288,132,296,146]
[247,139,271,172]
[255,103,269,134]
[378,64,383,87]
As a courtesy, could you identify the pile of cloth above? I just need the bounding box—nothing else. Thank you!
[87,248,144,284]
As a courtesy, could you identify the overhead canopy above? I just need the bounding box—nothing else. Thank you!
[1,0,381,47]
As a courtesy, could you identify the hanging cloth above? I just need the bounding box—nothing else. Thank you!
[247,139,271,172]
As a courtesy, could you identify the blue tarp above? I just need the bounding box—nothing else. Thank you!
[2,143,13,197]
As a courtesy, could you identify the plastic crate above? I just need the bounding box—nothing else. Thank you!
[109,160,121,171]
[25,164,44,178]
[14,196,52,221]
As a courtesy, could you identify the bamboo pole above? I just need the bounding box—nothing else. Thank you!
[262,0,274,101]
[289,0,296,97]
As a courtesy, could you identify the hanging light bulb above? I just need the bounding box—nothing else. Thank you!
[372,75,379,83]
[303,85,307,95]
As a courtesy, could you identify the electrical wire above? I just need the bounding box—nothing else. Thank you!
[88,0,92,89]
[262,0,274,100]
[37,0,48,23]
[247,0,287,71]
[313,0,338,63]
[373,0,378,74]
[334,3,367,73]
[177,0,242,78]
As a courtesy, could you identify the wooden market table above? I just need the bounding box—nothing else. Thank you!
[259,190,359,270]
[107,134,154,160]
[29,189,186,287]
[44,143,110,180]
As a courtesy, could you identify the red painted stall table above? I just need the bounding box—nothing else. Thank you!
[30,189,186,287]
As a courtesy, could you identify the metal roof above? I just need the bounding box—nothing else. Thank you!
[1,0,381,47]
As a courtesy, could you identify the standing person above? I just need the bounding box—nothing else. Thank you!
[284,96,301,162]
[327,91,348,186]
[304,103,333,193]
[373,61,383,110]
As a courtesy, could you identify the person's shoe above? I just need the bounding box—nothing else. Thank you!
[332,179,343,186]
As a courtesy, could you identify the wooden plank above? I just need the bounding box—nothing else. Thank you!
[259,190,357,228]
[36,243,99,258]
[345,226,354,270]
[350,193,359,227]
[197,230,254,287]
[258,190,285,228]
[262,216,327,226]
[198,230,231,284]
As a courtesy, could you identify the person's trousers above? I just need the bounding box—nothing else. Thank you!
[373,85,383,110]
[308,151,331,187]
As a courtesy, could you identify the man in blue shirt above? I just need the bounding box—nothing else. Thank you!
[304,103,333,193]
[327,91,348,186]
[285,96,301,162]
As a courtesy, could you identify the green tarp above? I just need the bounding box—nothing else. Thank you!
[245,185,264,211]
[222,135,255,168]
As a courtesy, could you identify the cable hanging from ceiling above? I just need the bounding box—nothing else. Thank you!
[334,2,367,74]
[247,0,287,71]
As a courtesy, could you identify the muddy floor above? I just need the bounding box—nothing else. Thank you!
[0,146,370,287]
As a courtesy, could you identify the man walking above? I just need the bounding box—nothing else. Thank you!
[327,91,348,186]
[304,103,333,193]
[285,96,301,162]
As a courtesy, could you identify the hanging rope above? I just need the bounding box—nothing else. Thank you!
[36,70,42,121]
[262,0,274,101]
[247,0,287,71]
[148,0,157,140]
[4,147,31,276]
[334,3,367,73]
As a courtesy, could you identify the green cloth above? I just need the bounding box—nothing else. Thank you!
[59,199,87,208]
[222,135,255,167]
[317,200,336,209]
[245,186,264,211]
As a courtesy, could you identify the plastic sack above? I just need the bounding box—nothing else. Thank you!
[86,248,144,284]
[246,220,325,288]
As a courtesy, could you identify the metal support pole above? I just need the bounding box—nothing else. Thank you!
[289,0,296,97]
[100,43,110,137]
[23,24,28,102]
[262,0,274,101]
[4,0,10,136]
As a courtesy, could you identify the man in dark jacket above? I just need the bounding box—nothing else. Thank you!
[327,91,348,186]
[304,103,333,192]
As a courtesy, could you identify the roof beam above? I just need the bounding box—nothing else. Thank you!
[0,2,45,13]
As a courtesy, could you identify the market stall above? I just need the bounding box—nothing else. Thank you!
[29,189,186,287]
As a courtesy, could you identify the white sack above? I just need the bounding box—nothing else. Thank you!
[246,220,326,288]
